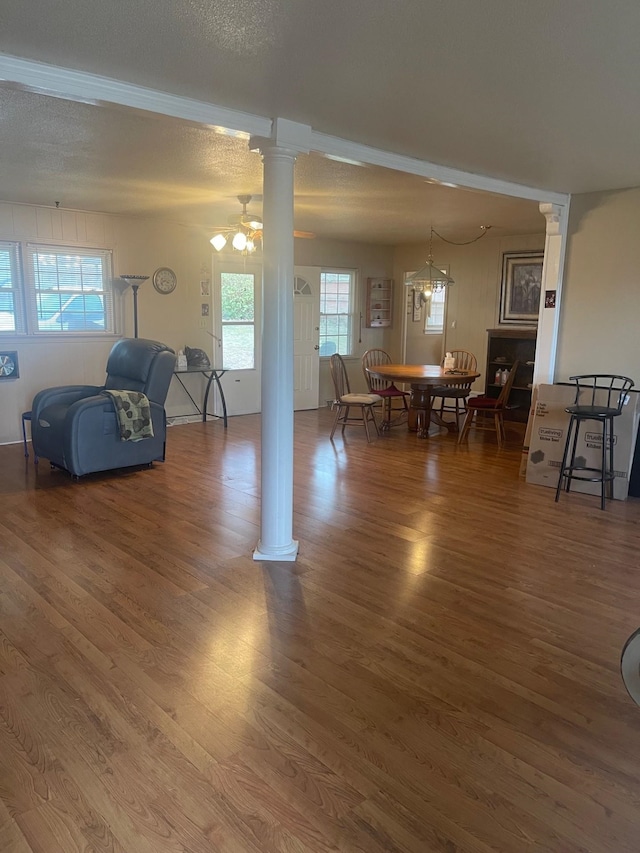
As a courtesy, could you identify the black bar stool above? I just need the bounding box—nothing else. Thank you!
[555,374,634,510]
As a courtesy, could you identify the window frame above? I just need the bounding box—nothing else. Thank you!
[24,243,115,336]
[319,268,358,358]
[423,286,447,335]
[217,267,258,371]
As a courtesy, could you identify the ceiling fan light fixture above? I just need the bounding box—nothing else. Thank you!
[210,233,227,251]
[208,193,314,253]
[232,230,247,251]
[210,195,264,254]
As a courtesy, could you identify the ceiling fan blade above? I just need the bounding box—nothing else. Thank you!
[253,229,315,239]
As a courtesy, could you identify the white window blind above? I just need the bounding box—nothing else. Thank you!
[25,244,114,333]
[0,241,23,333]
[319,270,356,357]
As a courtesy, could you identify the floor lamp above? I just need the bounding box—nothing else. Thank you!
[119,275,148,338]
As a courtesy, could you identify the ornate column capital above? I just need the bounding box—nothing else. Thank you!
[539,202,565,236]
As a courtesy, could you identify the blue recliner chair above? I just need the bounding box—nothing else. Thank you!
[32,338,176,477]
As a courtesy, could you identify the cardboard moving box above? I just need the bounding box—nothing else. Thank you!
[525,383,640,501]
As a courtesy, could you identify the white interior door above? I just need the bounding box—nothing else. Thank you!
[293,266,320,410]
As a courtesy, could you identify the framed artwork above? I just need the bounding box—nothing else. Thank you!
[499,251,544,325]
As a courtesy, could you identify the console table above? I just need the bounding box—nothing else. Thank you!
[171,367,228,427]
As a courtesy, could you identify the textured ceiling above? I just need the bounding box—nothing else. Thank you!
[0,86,543,243]
[16,0,636,239]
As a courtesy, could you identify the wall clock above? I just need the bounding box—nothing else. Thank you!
[152,267,177,294]
[0,351,19,379]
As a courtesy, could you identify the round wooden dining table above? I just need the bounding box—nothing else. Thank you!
[365,363,481,438]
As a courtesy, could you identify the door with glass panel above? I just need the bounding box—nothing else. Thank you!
[213,262,320,415]
[213,262,261,416]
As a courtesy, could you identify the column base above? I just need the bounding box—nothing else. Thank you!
[253,539,299,562]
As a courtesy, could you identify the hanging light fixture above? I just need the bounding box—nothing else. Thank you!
[406,227,454,295]
[406,225,490,294]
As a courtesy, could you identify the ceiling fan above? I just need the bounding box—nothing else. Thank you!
[209,195,315,254]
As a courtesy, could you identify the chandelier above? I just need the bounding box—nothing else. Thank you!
[210,195,263,256]
[405,225,490,295]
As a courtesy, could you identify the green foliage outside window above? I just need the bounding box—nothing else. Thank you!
[220,272,255,369]
[221,273,254,321]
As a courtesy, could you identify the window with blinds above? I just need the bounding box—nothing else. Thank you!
[0,241,23,333]
[319,269,356,357]
[25,244,114,333]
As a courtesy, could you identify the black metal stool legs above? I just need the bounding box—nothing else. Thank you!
[556,417,577,503]
[555,413,616,510]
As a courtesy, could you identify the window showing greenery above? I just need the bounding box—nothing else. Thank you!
[319,270,356,356]
[0,242,23,333]
[220,271,255,369]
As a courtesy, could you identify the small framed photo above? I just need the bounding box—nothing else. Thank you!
[499,251,543,325]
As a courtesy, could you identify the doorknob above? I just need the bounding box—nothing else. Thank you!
[314,345,320,350]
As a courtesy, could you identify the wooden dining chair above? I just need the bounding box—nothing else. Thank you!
[330,353,382,442]
[361,348,409,428]
[431,349,478,424]
[457,361,519,448]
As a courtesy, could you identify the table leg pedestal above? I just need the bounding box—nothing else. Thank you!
[410,388,433,439]
[409,387,460,437]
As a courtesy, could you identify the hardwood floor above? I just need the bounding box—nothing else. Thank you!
[2,409,640,852]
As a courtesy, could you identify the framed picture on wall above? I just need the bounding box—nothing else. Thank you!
[499,251,543,325]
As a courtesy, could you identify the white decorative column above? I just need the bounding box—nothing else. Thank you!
[250,120,310,561]
[533,201,571,385]
[520,200,571,477]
